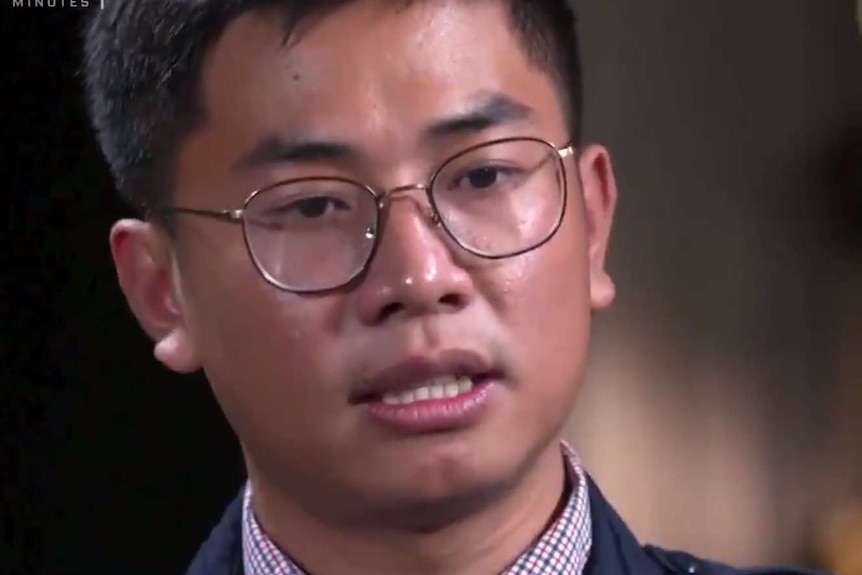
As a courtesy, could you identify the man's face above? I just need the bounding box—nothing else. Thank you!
[113,0,616,524]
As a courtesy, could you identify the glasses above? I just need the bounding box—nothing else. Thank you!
[151,137,574,293]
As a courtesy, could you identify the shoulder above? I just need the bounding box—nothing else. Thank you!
[585,475,829,575]
[644,545,830,575]
[185,490,244,575]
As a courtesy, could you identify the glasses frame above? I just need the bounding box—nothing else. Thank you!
[150,136,575,294]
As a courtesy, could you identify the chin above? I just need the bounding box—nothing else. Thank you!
[363,475,512,532]
[351,440,527,529]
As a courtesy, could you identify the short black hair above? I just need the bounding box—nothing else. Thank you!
[83,0,582,211]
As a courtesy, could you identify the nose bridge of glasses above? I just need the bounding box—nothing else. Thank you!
[386,182,430,199]
[377,182,436,218]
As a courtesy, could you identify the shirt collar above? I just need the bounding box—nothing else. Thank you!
[242,441,592,575]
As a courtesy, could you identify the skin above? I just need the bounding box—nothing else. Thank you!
[110,1,617,574]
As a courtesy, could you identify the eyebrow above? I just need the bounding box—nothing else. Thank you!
[233,92,534,171]
[423,93,534,140]
[234,136,356,171]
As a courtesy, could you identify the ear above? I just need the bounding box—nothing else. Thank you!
[577,144,618,311]
[110,219,200,373]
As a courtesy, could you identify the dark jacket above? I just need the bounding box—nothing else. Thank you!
[186,477,826,575]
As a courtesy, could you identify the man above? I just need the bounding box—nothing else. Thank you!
[82,1,826,574]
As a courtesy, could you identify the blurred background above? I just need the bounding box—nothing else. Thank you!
[2,0,860,573]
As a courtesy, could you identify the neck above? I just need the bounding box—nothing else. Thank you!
[248,442,568,575]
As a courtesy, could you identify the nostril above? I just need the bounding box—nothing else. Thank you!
[378,301,405,322]
[438,292,465,308]
[374,292,465,323]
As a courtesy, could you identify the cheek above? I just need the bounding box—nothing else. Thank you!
[180,253,347,439]
[502,252,590,361]
[497,196,589,332]
[483,201,591,397]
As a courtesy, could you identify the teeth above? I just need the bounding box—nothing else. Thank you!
[381,375,474,406]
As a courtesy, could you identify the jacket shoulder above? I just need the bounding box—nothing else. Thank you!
[644,545,830,575]
[185,490,244,575]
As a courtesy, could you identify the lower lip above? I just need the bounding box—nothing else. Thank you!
[362,381,495,434]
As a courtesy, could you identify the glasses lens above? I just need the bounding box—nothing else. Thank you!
[243,179,378,291]
[432,140,565,256]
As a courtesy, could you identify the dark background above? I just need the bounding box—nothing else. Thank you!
[3,2,861,574]
[3,8,243,574]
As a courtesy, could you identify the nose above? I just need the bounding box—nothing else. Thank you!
[353,197,475,326]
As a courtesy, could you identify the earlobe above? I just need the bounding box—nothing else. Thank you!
[110,219,201,373]
[589,272,616,311]
[154,328,200,374]
[576,145,618,311]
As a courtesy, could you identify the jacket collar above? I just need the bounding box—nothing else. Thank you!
[584,475,666,575]
[185,476,665,575]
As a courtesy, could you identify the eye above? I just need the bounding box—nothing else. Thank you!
[451,165,522,192]
[292,197,344,218]
[273,196,351,219]
[466,167,500,189]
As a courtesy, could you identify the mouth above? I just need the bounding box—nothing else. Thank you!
[379,374,477,405]
[350,350,501,434]
[349,349,499,405]
[363,373,495,406]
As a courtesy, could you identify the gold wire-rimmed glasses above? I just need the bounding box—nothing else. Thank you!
[149,136,575,293]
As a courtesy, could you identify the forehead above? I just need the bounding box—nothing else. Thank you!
[183,0,566,185]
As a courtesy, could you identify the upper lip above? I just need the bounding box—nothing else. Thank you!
[349,349,497,404]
